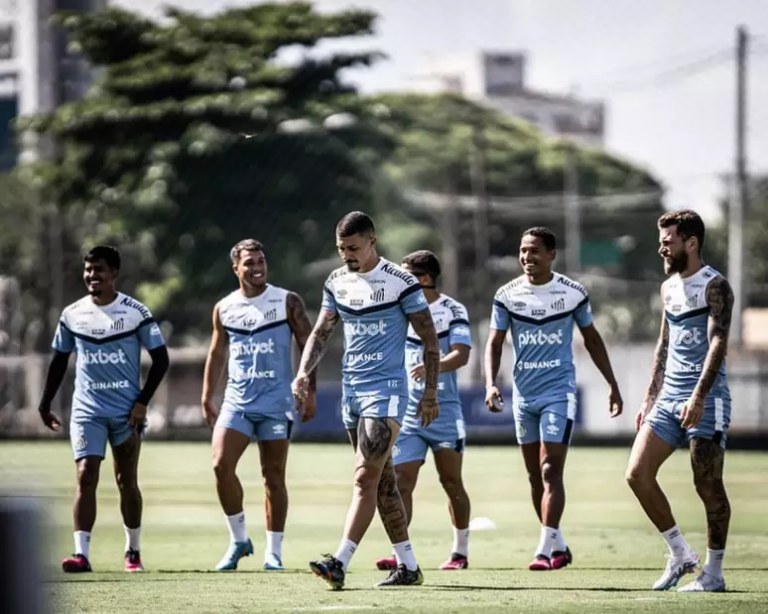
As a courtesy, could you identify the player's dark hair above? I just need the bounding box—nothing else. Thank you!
[522,226,557,251]
[230,238,264,263]
[336,211,375,238]
[658,209,705,253]
[84,245,121,271]
[402,250,441,281]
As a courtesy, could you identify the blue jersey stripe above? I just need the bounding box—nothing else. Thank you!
[665,306,709,324]
[62,319,155,346]
[399,283,422,300]
[337,300,401,316]
[223,319,289,337]
[510,296,589,326]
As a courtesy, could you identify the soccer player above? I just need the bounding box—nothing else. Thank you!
[37,245,170,573]
[292,211,441,590]
[626,210,733,593]
[375,250,473,571]
[485,227,622,571]
[201,239,316,572]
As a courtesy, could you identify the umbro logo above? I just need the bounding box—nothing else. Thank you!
[551,298,565,311]
[370,288,385,302]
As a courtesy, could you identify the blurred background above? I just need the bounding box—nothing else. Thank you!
[0,0,767,446]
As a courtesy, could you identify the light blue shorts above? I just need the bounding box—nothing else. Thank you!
[393,413,467,465]
[513,394,578,446]
[645,396,731,450]
[215,406,293,442]
[341,393,407,431]
[70,414,140,461]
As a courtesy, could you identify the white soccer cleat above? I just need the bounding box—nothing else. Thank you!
[678,571,726,593]
[652,552,700,591]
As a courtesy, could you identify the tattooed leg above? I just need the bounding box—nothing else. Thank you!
[690,438,730,550]
[377,456,410,543]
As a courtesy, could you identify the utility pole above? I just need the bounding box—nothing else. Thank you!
[563,145,581,275]
[729,25,748,349]
[469,120,490,303]
[439,187,460,300]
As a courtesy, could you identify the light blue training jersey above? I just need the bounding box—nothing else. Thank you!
[660,265,730,401]
[322,258,428,398]
[52,293,167,419]
[491,273,593,403]
[218,284,295,415]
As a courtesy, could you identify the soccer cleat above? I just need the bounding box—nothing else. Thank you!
[528,554,552,571]
[375,555,397,571]
[263,552,284,571]
[678,571,726,593]
[439,553,469,570]
[551,547,573,570]
[652,552,700,591]
[62,554,92,573]
[376,564,424,587]
[124,549,144,572]
[215,539,254,571]
[309,554,345,591]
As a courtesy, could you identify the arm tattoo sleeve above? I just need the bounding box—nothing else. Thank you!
[408,308,440,391]
[298,309,340,376]
[694,276,734,399]
[287,292,317,391]
[643,318,669,407]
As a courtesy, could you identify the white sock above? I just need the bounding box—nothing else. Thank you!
[703,548,725,578]
[554,528,567,552]
[74,531,91,558]
[535,526,559,558]
[225,511,248,544]
[266,531,284,558]
[392,540,418,572]
[124,526,141,552]
[660,524,691,558]
[334,539,357,572]
[452,527,470,557]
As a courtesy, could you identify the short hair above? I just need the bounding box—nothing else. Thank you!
[522,226,557,251]
[402,250,441,281]
[230,238,264,263]
[658,209,705,252]
[336,211,375,238]
[84,245,120,271]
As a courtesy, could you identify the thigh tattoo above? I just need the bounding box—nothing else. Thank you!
[358,418,392,461]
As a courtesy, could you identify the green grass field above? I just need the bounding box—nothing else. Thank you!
[1,442,766,613]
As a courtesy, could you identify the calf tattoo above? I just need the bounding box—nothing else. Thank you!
[376,455,409,544]
[690,438,731,550]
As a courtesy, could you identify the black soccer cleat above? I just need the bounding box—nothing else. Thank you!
[376,564,424,587]
[309,554,346,591]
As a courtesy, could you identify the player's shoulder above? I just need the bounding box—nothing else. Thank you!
[114,293,154,321]
[216,289,243,313]
[552,273,589,299]
[325,265,351,287]
[61,296,91,319]
[378,259,419,291]
[437,294,469,322]
[494,275,529,303]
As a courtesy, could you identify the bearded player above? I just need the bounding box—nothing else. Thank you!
[626,210,733,593]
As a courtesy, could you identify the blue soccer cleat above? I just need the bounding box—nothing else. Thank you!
[263,552,284,571]
[215,539,254,571]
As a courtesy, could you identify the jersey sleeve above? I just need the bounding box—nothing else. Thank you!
[449,305,472,347]
[399,283,427,315]
[321,280,337,313]
[573,295,593,328]
[52,318,75,353]
[138,315,166,350]
[490,292,510,331]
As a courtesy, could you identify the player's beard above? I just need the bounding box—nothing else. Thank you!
[344,260,360,272]
[666,251,688,274]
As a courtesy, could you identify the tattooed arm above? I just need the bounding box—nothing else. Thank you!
[407,307,440,426]
[636,290,670,430]
[287,292,318,421]
[292,308,340,401]
[692,276,733,401]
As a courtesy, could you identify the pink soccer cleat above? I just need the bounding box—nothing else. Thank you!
[61,554,92,573]
[125,549,144,572]
[375,555,397,571]
[439,554,468,570]
[528,554,552,571]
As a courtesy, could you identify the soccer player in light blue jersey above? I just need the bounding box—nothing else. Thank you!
[37,246,170,573]
[375,250,473,572]
[201,239,316,572]
[485,227,622,571]
[626,210,733,593]
[292,212,441,590]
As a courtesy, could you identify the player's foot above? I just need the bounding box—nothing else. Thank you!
[309,554,345,591]
[528,554,552,571]
[551,547,573,570]
[678,571,726,593]
[375,555,397,571]
[376,564,424,587]
[61,554,92,573]
[652,552,700,591]
[439,553,469,570]
[263,552,284,571]
[124,549,144,572]
[215,539,254,571]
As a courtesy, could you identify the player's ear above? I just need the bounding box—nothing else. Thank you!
[370,234,377,249]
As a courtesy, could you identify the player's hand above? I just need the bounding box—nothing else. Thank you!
[201,399,219,429]
[292,371,310,403]
[417,389,439,427]
[38,406,61,431]
[298,391,316,423]
[681,394,705,429]
[609,385,623,418]
[129,402,147,430]
[485,385,504,413]
[409,364,426,382]
[635,400,652,431]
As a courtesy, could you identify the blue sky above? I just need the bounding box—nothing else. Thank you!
[116,0,768,222]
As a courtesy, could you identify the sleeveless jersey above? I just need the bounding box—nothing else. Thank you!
[491,273,592,403]
[660,265,730,400]
[52,293,166,418]
[218,285,294,414]
[322,258,427,397]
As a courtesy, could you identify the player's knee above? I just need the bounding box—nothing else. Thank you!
[262,465,286,495]
[212,454,236,480]
[625,465,643,489]
[352,464,380,494]
[76,461,99,491]
[438,472,462,496]
[540,459,563,485]
[693,473,726,501]
[394,469,415,496]
[115,468,138,492]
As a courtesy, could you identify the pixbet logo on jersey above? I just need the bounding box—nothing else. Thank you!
[344,319,387,336]
[518,329,564,347]
[78,349,128,365]
[231,338,276,358]
[672,327,704,347]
